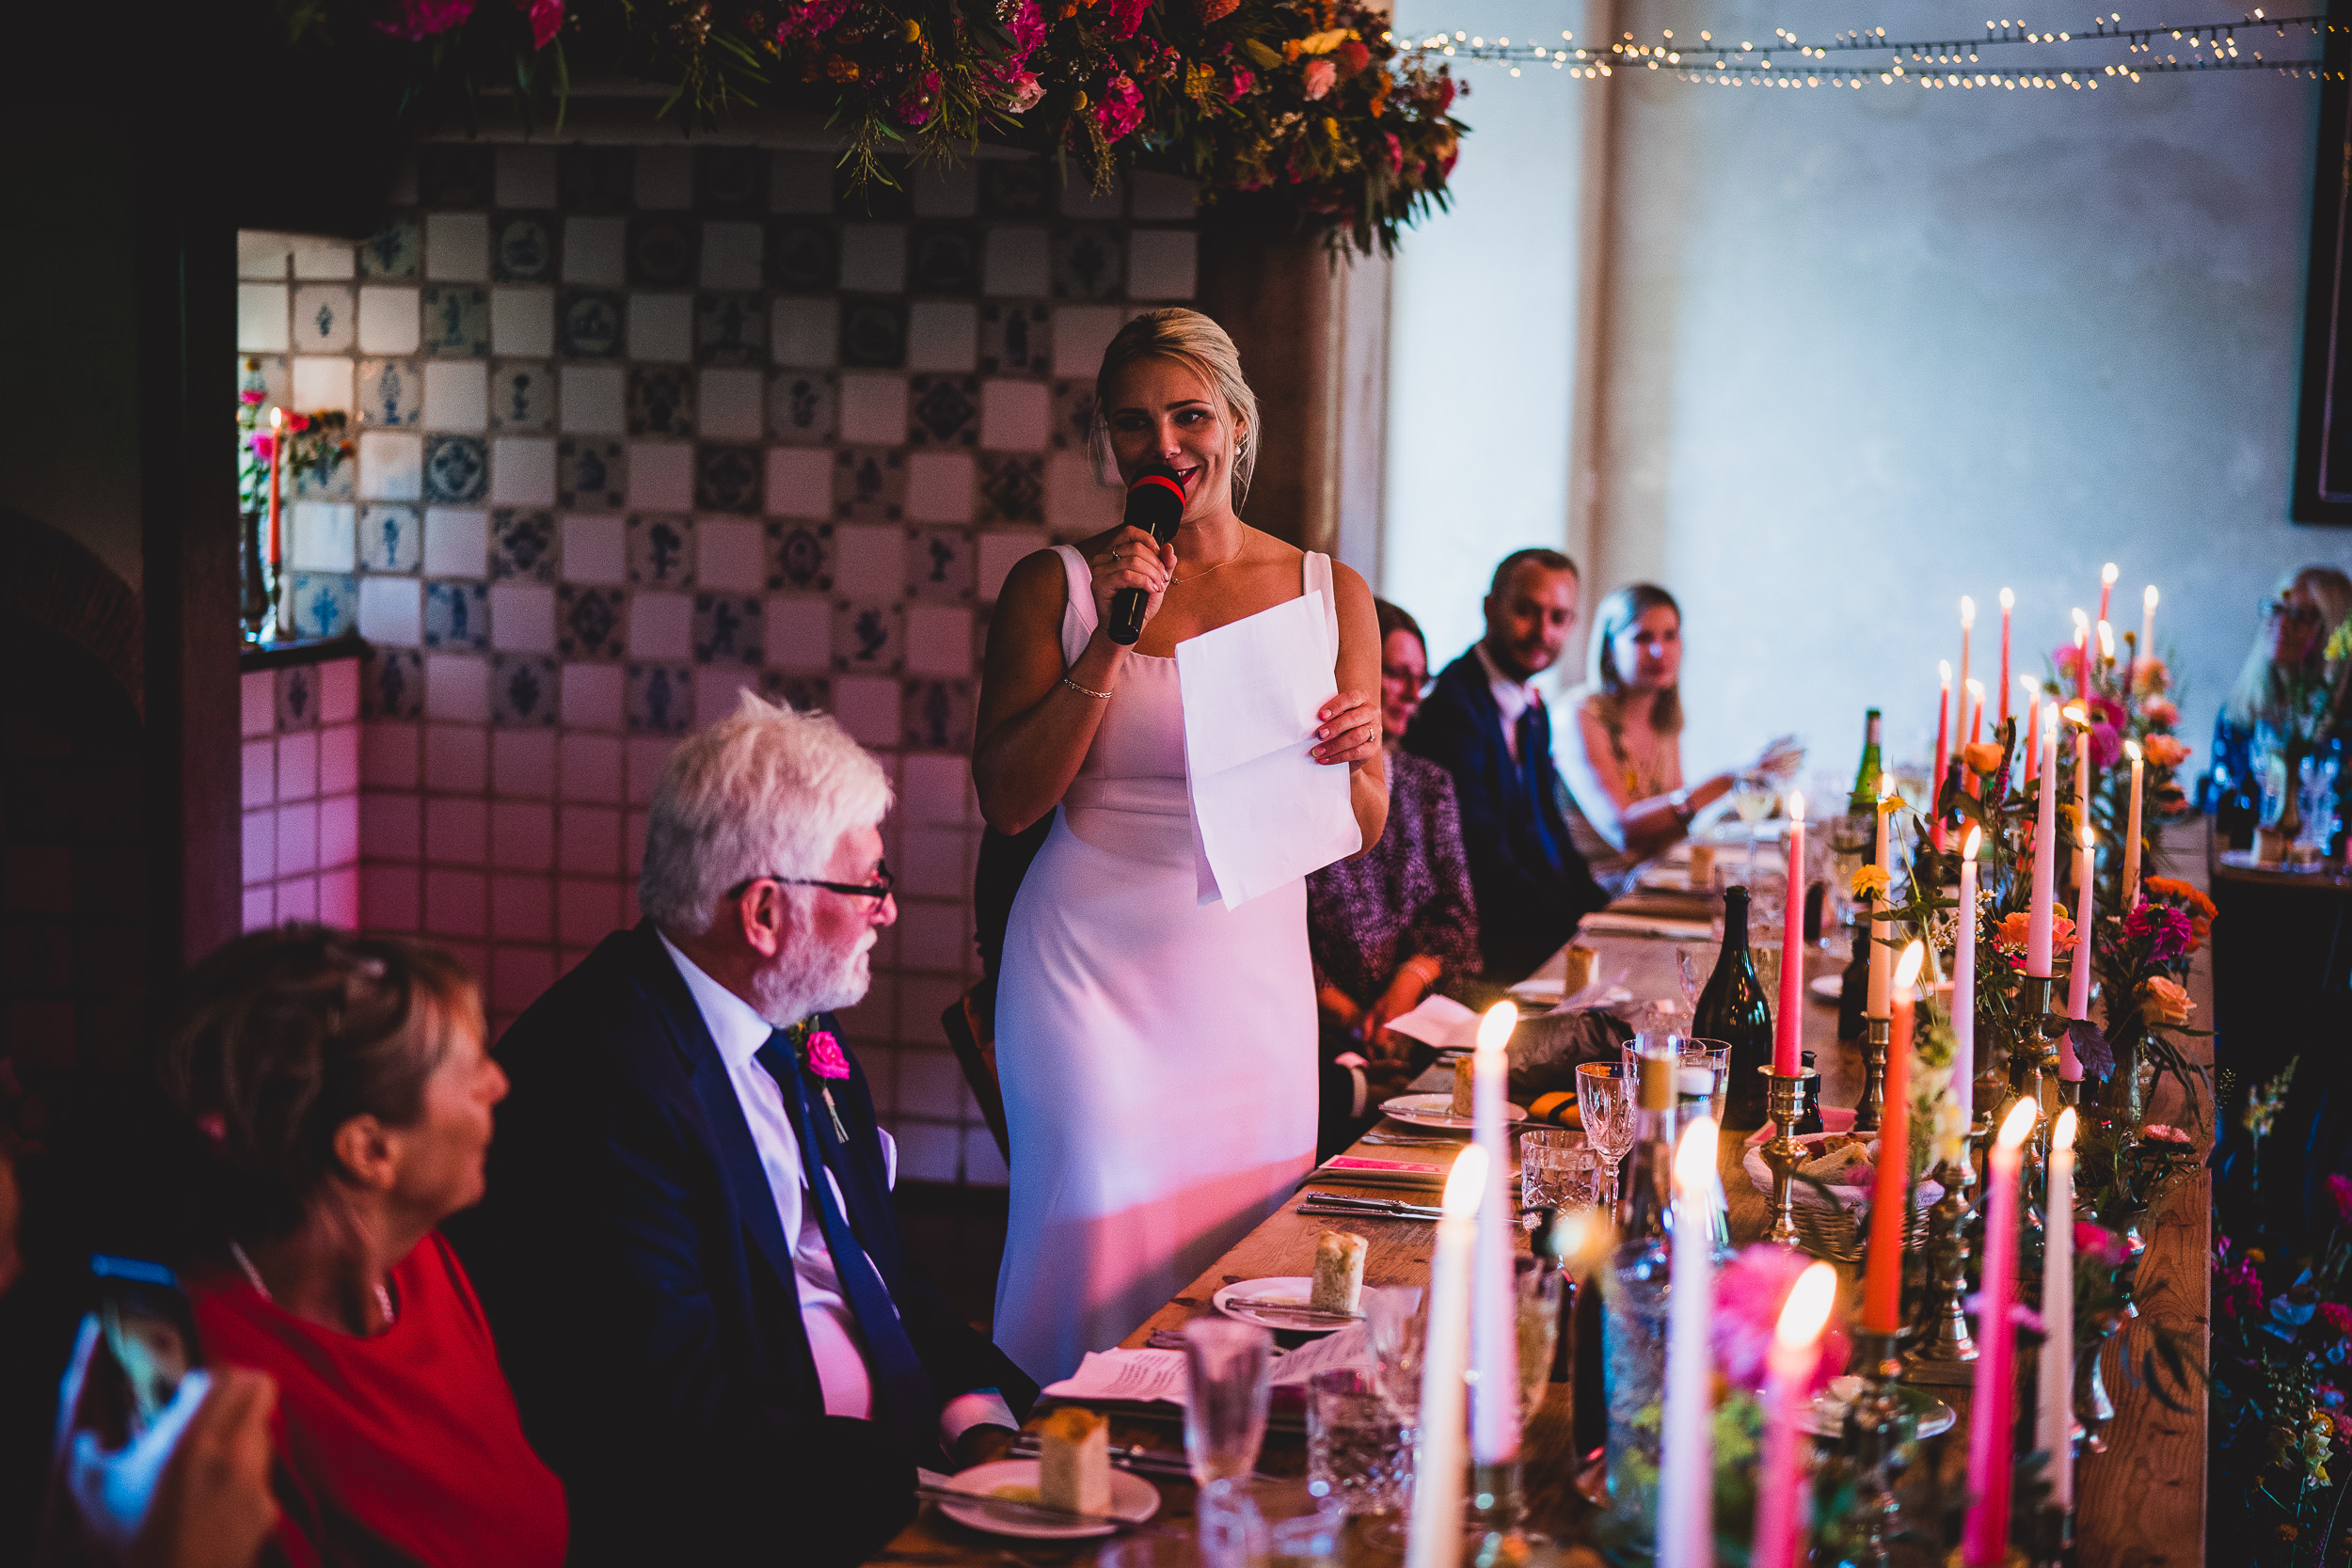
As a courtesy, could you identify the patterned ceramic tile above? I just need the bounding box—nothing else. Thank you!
[422,581,491,650]
[766,520,834,592]
[290,573,358,639]
[691,595,763,665]
[693,292,766,366]
[557,439,627,510]
[908,375,979,447]
[695,147,766,218]
[492,214,559,282]
[557,290,627,358]
[902,679,975,751]
[625,663,695,734]
[277,664,322,731]
[981,161,1053,218]
[627,215,699,286]
[358,505,421,573]
[694,444,763,514]
[766,218,839,292]
[486,360,556,431]
[364,647,425,718]
[908,527,974,602]
[358,217,421,279]
[357,358,425,426]
[840,299,907,369]
[490,509,559,582]
[559,147,635,214]
[292,286,358,353]
[239,355,290,416]
[292,446,356,501]
[420,286,491,356]
[760,672,833,713]
[422,435,489,503]
[833,602,904,673]
[909,225,980,295]
[1049,379,1097,450]
[417,146,495,208]
[833,449,906,522]
[627,515,695,587]
[557,585,626,659]
[768,370,836,445]
[980,304,1052,375]
[490,654,561,727]
[1052,225,1125,301]
[626,365,695,436]
[977,453,1045,525]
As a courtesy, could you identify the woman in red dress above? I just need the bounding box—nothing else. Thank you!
[159,927,565,1568]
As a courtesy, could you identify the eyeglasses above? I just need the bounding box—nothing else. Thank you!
[1380,665,1434,696]
[2265,598,2323,626]
[726,862,895,908]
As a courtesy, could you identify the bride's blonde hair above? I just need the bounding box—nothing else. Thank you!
[1091,309,1260,508]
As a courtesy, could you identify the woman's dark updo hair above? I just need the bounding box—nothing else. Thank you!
[158,927,482,1239]
[1374,598,1425,656]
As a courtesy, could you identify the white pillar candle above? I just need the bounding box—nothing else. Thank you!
[1867,776,1892,1017]
[2122,740,2145,910]
[1406,1145,1488,1568]
[1659,1118,1721,1568]
[1469,1003,1520,1465]
[2027,706,2058,977]
[1958,596,1976,726]
[1955,826,1980,1094]
[2037,1108,2079,1512]
[2062,828,2093,1080]
[2139,584,2159,673]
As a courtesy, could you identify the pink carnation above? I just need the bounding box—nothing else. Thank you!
[898,70,944,126]
[1103,0,1148,40]
[2330,1173,2352,1229]
[240,388,266,405]
[774,0,857,44]
[2142,696,2180,726]
[2123,902,2194,963]
[1229,65,1256,96]
[523,0,563,47]
[1711,1245,1846,1396]
[1093,73,1144,142]
[1008,0,1046,53]
[2052,641,2090,684]
[2074,1221,2131,1270]
[248,433,278,466]
[2320,1302,2352,1340]
[1302,57,1338,99]
[376,0,475,38]
[805,1030,850,1081]
[998,69,1045,112]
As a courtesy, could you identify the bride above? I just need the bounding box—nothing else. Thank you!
[973,309,1388,1382]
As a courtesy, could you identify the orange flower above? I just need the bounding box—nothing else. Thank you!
[2142,974,2195,1025]
[1994,908,2075,958]
[1962,740,2003,774]
[2143,876,2217,924]
[2143,734,2191,769]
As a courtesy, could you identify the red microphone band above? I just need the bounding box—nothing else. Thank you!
[1132,475,1186,505]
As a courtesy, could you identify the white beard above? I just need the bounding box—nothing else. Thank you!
[748,926,874,1027]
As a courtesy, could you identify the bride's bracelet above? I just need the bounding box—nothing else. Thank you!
[1059,673,1114,700]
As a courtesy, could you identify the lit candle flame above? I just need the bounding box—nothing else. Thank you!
[1773,1260,1838,1348]
[2019,674,2041,697]
[2143,584,2159,612]
[2098,621,2114,660]
[2101,562,2120,586]
[1895,939,1926,990]
[2080,824,2096,851]
[1997,1097,2039,1149]
[2071,608,2090,632]
[269,406,284,431]
[2052,1106,2077,1152]
[1673,1117,1719,1196]
[1476,1000,1517,1056]
[1442,1144,1490,1217]
[1963,824,1982,860]
[1788,790,1804,823]
[2125,738,2141,762]
[1999,587,2015,610]
[2061,702,2087,726]
[1940,658,1952,685]
[1961,594,1977,626]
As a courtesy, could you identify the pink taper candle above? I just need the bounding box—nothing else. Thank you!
[1997,588,2014,729]
[1963,1099,2041,1566]
[1470,1003,1521,1465]
[2139,584,2159,677]
[1955,827,1980,1092]
[1931,663,1951,854]
[1863,941,1925,1334]
[1957,596,1975,739]
[2026,705,2058,978]
[1752,1262,1838,1568]
[2098,562,2118,627]
[2060,827,2092,1080]
[1867,778,1892,1018]
[2073,623,2090,705]
[1406,1146,1486,1568]
[2122,739,2145,911]
[1659,1118,1720,1568]
[1774,793,1806,1074]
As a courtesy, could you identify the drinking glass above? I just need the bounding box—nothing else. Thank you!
[1515,1256,1565,1420]
[1751,940,1784,1007]
[1675,942,1719,1010]
[1306,1368,1417,1517]
[1682,1038,1733,1127]
[1184,1317,1273,1485]
[1198,1479,1348,1568]
[1730,769,1776,883]
[1575,1061,1637,1217]
[1363,1285,1427,1418]
[1518,1128,1603,1227]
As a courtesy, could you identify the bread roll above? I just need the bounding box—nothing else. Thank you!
[1451,1055,1476,1117]
[1561,944,1598,996]
[1036,1406,1111,1515]
[1311,1229,1368,1315]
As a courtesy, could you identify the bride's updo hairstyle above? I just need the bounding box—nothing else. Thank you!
[1092,308,1261,509]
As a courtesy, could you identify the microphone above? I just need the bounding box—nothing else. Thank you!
[1105,463,1187,647]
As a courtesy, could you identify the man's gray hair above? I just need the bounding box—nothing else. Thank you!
[639,691,894,935]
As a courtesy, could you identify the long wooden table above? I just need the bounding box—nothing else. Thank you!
[874,863,2211,1565]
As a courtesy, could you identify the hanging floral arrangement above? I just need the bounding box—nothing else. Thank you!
[280,0,1464,253]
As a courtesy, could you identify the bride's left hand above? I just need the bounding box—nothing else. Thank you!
[1312,690,1381,768]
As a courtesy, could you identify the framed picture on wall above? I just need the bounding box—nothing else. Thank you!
[2295,15,2352,523]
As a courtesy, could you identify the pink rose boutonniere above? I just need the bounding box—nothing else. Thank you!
[805,1030,850,1080]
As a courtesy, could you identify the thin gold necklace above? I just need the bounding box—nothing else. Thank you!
[1171,546,1246,586]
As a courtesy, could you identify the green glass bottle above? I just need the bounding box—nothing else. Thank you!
[1694,887,1775,1131]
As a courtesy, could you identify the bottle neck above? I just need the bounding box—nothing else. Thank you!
[1720,894,1750,948]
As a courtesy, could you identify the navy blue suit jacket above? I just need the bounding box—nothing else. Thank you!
[446,923,1035,1568]
[1402,650,1607,984]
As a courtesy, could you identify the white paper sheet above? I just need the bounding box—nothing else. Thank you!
[1379,993,1483,1050]
[1037,1327,1373,1411]
[1176,590,1361,911]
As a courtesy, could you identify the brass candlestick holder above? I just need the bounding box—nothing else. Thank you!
[1834,1330,1915,1568]
[1854,1014,1891,1132]
[1905,1157,1980,1385]
[1759,1068,1819,1246]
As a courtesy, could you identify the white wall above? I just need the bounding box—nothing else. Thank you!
[1384,0,1589,670]
[1581,1,2352,789]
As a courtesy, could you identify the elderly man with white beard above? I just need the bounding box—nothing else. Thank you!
[448,694,1035,1568]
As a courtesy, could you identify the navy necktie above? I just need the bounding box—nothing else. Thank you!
[755,1030,940,1464]
[1517,705,1564,872]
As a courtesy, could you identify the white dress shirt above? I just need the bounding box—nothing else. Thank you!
[658,934,1014,1447]
[1475,641,1542,763]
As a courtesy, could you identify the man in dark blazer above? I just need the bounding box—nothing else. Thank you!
[448,694,1034,1568]
[1403,548,1610,985]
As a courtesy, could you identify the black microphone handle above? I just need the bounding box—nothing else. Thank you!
[1106,585,1149,646]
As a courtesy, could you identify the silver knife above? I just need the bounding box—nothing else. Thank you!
[1299,1191,1443,1217]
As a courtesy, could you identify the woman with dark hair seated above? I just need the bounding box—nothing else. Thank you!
[158,927,564,1568]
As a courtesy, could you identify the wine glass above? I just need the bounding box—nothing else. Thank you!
[1575,1061,1638,1218]
[1183,1318,1273,1485]
[1729,768,1777,884]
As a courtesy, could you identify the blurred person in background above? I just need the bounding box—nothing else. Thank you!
[2206,564,2352,845]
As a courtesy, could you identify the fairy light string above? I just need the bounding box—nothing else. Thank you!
[1393,8,2345,87]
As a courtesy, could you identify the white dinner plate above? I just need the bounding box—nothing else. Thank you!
[1212,1275,1356,1334]
[934,1459,1162,1539]
[1809,974,1843,1002]
[1802,1378,1958,1439]
[1379,1092,1529,1132]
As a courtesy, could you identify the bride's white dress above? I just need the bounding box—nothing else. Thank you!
[992,545,1327,1383]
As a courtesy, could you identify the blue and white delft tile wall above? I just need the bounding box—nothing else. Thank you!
[234,142,1201,1185]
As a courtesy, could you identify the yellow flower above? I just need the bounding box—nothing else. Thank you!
[1851,864,1891,900]
[1878,793,1907,816]
[2329,620,2352,664]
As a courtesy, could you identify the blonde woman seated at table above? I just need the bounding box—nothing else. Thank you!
[1556,583,1802,894]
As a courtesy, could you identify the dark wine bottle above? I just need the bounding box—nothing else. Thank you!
[1847,707,1884,816]
[1694,887,1775,1131]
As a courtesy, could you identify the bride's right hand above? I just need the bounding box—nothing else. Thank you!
[1088,526,1177,641]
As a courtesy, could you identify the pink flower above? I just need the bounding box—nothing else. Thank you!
[774,0,856,44]
[239,388,266,405]
[2141,1123,2193,1146]
[2330,1174,2352,1229]
[805,1031,851,1081]
[898,70,944,126]
[998,70,1045,112]
[1711,1245,1847,1395]
[2123,902,2194,963]
[376,0,475,39]
[1229,65,1256,96]
[2320,1302,2352,1340]
[1382,131,1404,178]
[2052,641,2090,684]
[196,1112,227,1143]
[2143,696,2179,726]
[1093,73,1144,142]
[1302,57,1338,99]
[522,0,563,47]
[248,433,277,465]
[2074,1221,2132,1270]
[1103,0,1148,40]
[1008,0,1046,54]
